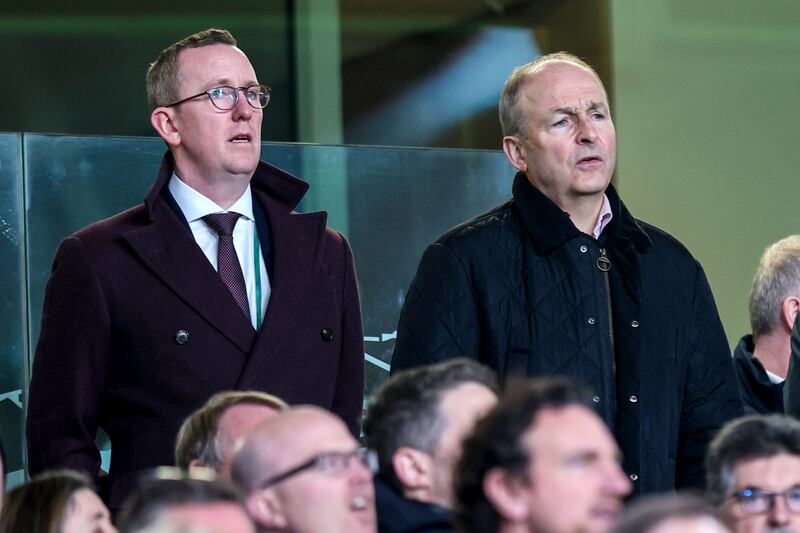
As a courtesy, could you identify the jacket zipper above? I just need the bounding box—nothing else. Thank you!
[597,248,615,375]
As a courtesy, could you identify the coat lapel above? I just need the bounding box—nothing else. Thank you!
[236,189,327,389]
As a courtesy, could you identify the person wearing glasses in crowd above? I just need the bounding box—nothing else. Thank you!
[26,28,364,511]
[706,414,800,533]
[231,406,377,533]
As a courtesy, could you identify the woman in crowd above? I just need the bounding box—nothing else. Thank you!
[0,469,116,533]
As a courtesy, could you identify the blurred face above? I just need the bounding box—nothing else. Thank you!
[430,382,497,509]
[167,43,262,186]
[727,453,800,533]
[505,62,615,210]
[268,413,376,533]
[166,502,255,533]
[518,405,632,533]
[61,489,116,533]
[649,516,731,533]
[215,403,281,479]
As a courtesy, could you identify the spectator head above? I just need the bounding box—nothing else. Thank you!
[175,390,287,479]
[116,468,253,533]
[0,469,115,533]
[364,358,497,508]
[454,377,631,533]
[612,492,733,533]
[748,235,800,340]
[231,406,377,533]
[706,414,800,533]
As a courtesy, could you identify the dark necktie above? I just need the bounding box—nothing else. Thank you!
[203,212,251,321]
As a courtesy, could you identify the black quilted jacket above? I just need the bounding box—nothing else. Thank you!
[391,172,743,495]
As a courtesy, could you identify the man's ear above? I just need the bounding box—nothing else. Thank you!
[483,467,529,523]
[392,447,434,491]
[150,106,181,147]
[502,135,528,173]
[245,489,287,530]
[781,296,800,332]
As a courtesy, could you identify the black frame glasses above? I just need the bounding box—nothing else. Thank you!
[258,448,377,489]
[729,487,800,515]
[166,84,271,110]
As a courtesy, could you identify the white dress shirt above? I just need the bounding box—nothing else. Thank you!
[168,173,270,329]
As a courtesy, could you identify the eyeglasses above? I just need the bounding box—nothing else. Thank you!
[258,448,378,489]
[729,487,800,515]
[166,84,271,110]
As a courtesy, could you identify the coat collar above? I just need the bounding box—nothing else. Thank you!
[511,171,652,254]
[144,151,310,219]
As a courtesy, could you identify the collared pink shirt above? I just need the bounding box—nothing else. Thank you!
[592,194,613,239]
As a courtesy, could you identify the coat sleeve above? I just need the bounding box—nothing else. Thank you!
[26,236,110,477]
[391,241,481,374]
[330,235,365,437]
[675,264,744,489]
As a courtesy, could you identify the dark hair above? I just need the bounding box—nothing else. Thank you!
[453,376,594,533]
[116,470,247,532]
[706,414,800,504]
[363,358,497,491]
[0,469,95,533]
[612,491,733,533]
[175,389,287,470]
[146,28,237,110]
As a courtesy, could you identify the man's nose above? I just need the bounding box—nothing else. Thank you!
[231,88,253,120]
[576,116,598,144]
[768,494,791,526]
[606,464,633,497]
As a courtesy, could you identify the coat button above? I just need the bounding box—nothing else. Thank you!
[587,317,596,325]
[321,328,334,342]
[630,474,638,481]
[579,245,588,253]
[175,330,189,345]
[631,320,639,328]
[592,395,600,403]
[629,395,638,403]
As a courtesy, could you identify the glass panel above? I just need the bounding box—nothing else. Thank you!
[23,134,514,466]
[0,134,25,488]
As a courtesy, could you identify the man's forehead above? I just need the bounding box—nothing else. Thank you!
[521,62,608,108]
[524,405,618,454]
[733,452,800,488]
[176,44,257,84]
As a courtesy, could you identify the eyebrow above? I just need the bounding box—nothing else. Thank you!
[551,101,609,115]
[205,78,260,89]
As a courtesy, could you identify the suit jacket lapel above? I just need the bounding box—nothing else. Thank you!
[123,198,257,354]
[236,189,327,389]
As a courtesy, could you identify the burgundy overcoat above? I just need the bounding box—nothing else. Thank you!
[26,153,364,508]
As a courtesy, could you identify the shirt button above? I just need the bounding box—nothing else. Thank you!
[321,328,334,342]
[592,395,600,403]
[580,245,588,253]
[175,330,190,345]
[631,320,639,328]
[629,395,638,403]
[630,474,638,481]
[587,317,596,325]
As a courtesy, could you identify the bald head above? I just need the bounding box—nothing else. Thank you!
[500,52,607,138]
[230,406,357,491]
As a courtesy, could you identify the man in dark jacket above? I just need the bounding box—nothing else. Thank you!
[26,29,364,510]
[391,52,742,495]
[733,236,800,414]
[363,359,498,533]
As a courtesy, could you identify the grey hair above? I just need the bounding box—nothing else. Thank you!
[749,235,800,337]
[499,51,605,137]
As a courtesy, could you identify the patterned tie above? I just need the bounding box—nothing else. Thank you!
[203,212,251,321]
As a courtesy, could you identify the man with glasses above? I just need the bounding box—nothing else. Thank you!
[26,28,364,510]
[706,414,800,533]
[231,406,377,532]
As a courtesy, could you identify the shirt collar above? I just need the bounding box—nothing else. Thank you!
[592,194,613,239]
[168,172,254,222]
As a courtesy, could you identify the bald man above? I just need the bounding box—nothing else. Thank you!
[230,406,377,533]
